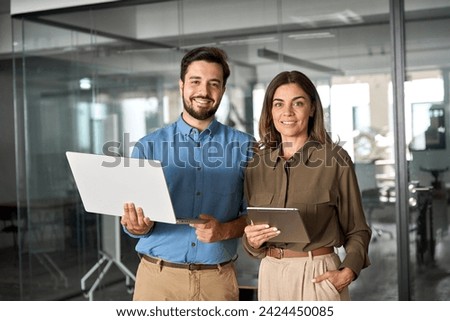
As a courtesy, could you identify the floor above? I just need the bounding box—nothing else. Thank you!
[1,204,449,301]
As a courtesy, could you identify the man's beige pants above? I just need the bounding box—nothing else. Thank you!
[133,257,239,301]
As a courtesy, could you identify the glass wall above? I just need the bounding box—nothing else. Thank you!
[404,1,450,300]
[5,0,450,300]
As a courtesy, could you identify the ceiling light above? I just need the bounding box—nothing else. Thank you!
[288,32,335,40]
[257,48,344,75]
[220,37,277,46]
[290,10,363,27]
[79,78,91,90]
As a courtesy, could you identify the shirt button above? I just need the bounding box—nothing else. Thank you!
[191,242,196,247]
[196,192,201,196]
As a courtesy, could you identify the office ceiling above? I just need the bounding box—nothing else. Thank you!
[10,0,450,83]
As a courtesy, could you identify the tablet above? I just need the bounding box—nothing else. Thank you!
[247,207,311,243]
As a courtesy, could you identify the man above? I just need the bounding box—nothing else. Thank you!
[121,47,254,300]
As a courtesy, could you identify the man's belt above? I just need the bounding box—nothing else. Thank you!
[142,255,232,270]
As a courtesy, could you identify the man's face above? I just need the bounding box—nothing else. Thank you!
[179,60,226,121]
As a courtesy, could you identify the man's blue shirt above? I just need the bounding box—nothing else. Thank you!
[129,115,254,264]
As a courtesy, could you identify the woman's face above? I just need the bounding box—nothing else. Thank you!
[271,83,315,141]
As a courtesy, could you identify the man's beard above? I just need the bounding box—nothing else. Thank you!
[183,98,219,121]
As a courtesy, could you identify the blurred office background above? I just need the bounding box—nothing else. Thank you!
[0,0,449,301]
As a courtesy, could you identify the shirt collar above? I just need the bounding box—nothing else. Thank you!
[176,113,219,138]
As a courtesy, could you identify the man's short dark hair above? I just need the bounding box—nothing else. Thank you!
[180,47,230,87]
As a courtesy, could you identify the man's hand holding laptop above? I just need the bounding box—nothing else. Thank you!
[121,202,154,235]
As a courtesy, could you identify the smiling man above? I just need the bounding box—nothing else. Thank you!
[120,47,255,301]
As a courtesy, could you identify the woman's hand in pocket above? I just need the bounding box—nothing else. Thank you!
[312,267,355,292]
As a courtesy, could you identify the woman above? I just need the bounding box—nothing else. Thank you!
[243,70,371,301]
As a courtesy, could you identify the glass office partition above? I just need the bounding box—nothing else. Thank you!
[11,18,144,300]
[404,1,450,300]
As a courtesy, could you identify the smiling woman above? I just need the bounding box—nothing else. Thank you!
[258,71,333,152]
[242,70,372,301]
[270,83,314,159]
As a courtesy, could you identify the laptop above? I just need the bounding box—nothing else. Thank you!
[66,151,204,224]
[247,207,311,243]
